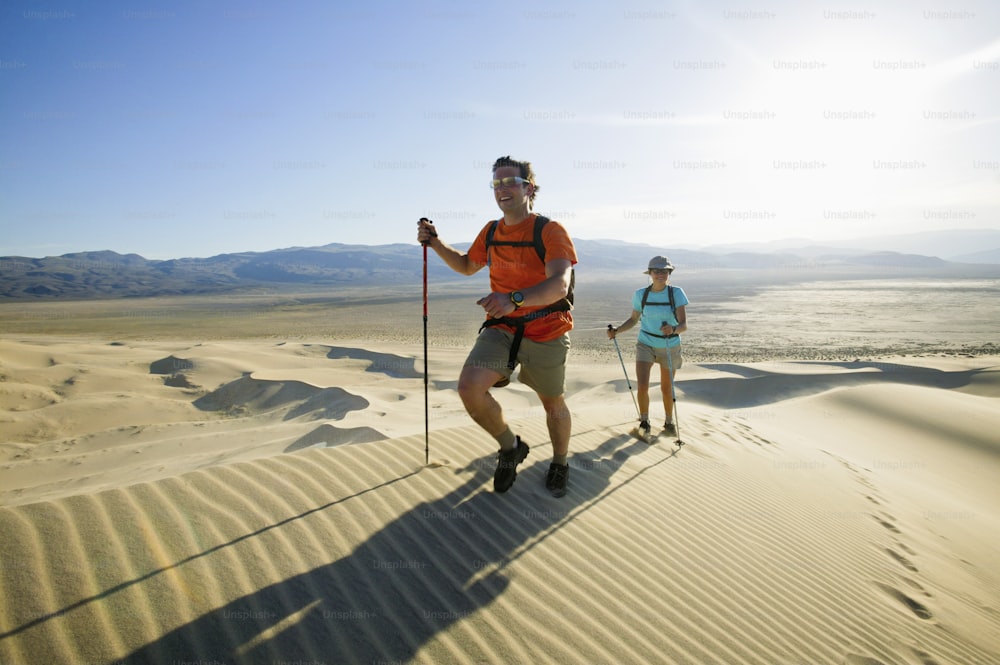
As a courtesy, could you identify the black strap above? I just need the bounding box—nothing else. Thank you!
[479,302,570,371]
[485,215,550,264]
[640,284,676,314]
[640,285,679,339]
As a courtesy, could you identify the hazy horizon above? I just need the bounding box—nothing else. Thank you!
[3,226,999,264]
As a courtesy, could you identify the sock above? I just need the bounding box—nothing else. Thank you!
[497,427,517,451]
[640,413,649,423]
[552,453,568,466]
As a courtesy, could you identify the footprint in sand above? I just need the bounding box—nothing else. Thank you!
[844,655,888,665]
[910,647,942,665]
[901,576,932,598]
[872,513,902,534]
[832,457,939,628]
[886,547,919,572]
[857,475,878,491]
[845,651,941,665]
[720,419,776,448]
[875,582,934,620]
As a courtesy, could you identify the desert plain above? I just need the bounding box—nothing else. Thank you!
[1,266,999,664]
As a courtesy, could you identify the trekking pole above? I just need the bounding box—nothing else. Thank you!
[608,325,641,419]
[420,218,432,466]
[663,326,683,447]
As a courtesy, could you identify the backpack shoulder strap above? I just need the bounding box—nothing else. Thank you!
[484,219,499,266]
[485,215,551,265]
[532,215,575,306]
[532,215,549,263]
[640,285,653,312]
[485,219,499,245]
[640,285,676,316]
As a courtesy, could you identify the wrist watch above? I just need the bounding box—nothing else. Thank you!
[509,291,525,309]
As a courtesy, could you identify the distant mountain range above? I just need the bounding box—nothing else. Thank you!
[682,228,1000,264]
[2,229,998,300]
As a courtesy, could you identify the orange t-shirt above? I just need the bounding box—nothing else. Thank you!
[468,214,578,342]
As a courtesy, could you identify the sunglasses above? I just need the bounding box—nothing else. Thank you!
[490,176,529,190]
[649,269,672,275]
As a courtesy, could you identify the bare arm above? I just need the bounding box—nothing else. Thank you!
[608,309,641,338]
[477,258,574,319]
[529,258,573,306]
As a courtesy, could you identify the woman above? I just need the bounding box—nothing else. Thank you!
[607,256,689,438]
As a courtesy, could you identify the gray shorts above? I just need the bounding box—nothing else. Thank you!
[636,342,683,371]
[466,327,570,397]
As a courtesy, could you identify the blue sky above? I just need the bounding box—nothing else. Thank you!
[2,0,998,259]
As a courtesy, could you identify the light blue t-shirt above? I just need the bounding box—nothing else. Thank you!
[631,285,689,349]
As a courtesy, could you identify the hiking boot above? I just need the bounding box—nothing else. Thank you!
[663,422,677,436]
[545,462,569,498]
[638,419,652,437]
[494,437,529,493]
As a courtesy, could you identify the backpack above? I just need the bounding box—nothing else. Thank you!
[484,214,574,307]
[640,284,679,339]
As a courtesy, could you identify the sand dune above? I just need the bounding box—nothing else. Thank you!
[1,337,999,664]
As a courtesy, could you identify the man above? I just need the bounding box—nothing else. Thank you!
[607,256,688,439]
[417,156,577,497]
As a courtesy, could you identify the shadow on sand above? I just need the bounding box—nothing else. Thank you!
[679,360,994,409]
[120,434,659,663]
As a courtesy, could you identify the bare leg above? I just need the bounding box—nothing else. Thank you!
[635,360,653,418]
[539,394,571,457]
[457,365,509,437]
[660,362,675,423]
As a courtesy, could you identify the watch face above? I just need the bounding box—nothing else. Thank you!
[512,291,524,304]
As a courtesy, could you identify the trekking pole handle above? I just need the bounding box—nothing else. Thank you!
[418,217,437,247]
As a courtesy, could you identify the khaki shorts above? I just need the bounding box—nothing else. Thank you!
[636,342,683,372]
[466,327,570,397]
